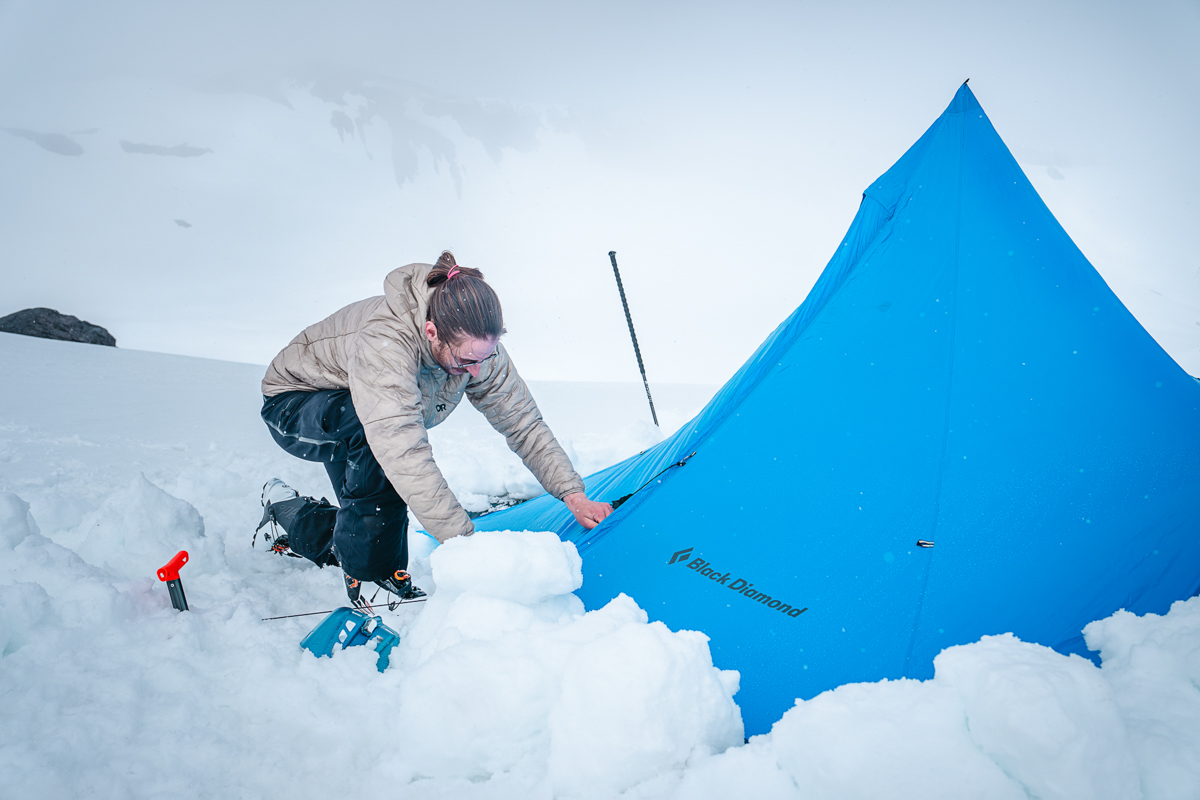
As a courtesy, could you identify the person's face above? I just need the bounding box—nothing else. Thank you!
[424,321,498,377]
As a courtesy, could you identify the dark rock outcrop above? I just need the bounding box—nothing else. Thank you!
[0,308,116,346]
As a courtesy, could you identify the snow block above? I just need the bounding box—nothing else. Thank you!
[430,528,582,606]
[299,607,400,672]
[76,473,206,580]
[390,533,744,788]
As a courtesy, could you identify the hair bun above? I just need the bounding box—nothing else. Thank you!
[423,250,505,346]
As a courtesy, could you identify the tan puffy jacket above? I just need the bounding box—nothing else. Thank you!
[262,262,584,541]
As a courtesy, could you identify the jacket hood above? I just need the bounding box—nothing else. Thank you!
[384,262,439,369]
[384,262,434,320]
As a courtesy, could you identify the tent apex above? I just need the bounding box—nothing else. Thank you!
[948,80,982,115]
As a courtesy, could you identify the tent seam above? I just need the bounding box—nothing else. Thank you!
[903,110,966,676]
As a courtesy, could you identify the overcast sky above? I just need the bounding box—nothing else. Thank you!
[2,0,1197,387]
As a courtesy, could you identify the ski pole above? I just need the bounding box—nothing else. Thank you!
[608,250,659,426]
[261,596,427,621]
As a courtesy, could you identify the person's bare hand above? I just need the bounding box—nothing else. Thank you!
[563,492,613,530]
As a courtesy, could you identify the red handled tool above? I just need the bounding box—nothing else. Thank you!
[157,550,190,611]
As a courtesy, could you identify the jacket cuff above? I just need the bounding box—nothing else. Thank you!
[554,476,587,501]
[427,509,475,543]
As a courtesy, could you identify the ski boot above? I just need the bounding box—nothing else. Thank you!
[254,479,305,558]
[376,569,426,601]
[344,569,426,613]
[344,573,367,610]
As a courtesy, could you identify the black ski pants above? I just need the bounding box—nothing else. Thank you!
[261,390,408,582]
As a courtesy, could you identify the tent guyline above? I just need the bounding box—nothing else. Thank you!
[608,250,659,426]
[609,451,697,510]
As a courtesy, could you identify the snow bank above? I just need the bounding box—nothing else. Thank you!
[1085,601,1200,800]
[0,508,743,797]
[76,472,211,579]
[394,530,743,794]
[654,605,1200,800]
[756,635,1140,800]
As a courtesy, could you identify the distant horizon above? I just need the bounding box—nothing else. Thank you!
[0,328,729,391]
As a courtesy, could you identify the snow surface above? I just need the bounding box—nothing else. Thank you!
[2,330,1199,799]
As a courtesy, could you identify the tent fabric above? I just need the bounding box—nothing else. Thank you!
[475,84,1200,735]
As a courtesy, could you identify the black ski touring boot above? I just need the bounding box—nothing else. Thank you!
[376,569,426,601]
[254,479,339,566]
[255,479,304,558]
[344,572,366,610]
[344,569,426,613]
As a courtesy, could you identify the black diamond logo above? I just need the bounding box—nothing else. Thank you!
[668,547,694,565]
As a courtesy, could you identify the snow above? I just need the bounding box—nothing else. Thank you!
[2,330,1200,798]
[1084,604,1200,800]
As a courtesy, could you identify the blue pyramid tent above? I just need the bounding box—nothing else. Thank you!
[477,84,1200,734]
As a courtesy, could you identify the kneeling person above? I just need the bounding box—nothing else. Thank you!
[257,251,611,606]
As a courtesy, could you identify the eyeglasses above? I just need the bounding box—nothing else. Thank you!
[448,346,499,370]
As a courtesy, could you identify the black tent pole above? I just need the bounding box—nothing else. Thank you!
[608,250,659,426]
